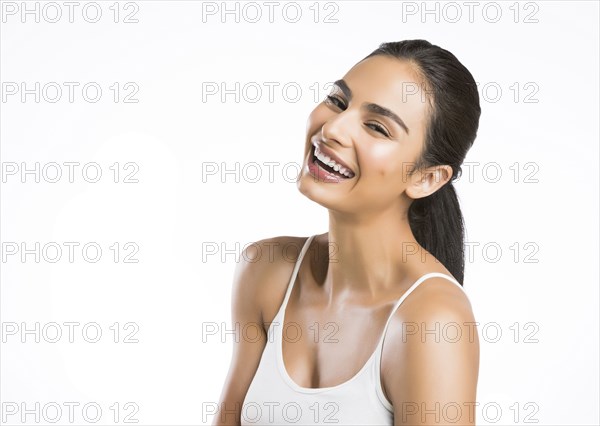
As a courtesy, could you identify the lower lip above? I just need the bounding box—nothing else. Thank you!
[307,146,352,183]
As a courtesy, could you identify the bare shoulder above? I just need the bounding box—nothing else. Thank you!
[237,235,307,276]
[406,276,475,320]
[235,235,311,330]
[385,275,479,350]
[381,276,480,424]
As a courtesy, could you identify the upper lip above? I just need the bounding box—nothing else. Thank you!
[311,136,355,174]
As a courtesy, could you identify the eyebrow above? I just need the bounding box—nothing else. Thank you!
[333,79,410,135]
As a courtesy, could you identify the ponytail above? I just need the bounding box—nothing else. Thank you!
[408,182,465,285]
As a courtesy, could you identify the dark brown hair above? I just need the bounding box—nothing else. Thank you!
[361,40,481,285]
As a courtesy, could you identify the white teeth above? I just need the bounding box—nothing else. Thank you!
[314,145,353,177]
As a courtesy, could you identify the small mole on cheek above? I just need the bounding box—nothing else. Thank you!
[378,167,389,178]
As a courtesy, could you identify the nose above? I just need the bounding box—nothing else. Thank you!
[320,110,353,148]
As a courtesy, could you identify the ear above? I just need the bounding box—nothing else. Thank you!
[405,165,453,200]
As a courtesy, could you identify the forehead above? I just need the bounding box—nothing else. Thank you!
[341,55,430,133]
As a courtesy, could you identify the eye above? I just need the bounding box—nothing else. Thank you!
[365,122,390,137]
[324,95,391,138]
[324,94,346,109]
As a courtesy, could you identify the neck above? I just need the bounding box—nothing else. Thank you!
[321,204,424,305]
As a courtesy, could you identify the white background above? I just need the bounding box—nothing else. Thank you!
[1,1,598,425]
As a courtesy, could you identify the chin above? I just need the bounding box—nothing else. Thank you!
[296,175,345,212]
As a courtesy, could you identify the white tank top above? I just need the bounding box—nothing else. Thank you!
[241,234,465,425]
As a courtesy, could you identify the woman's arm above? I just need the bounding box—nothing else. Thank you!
[211,236,302,425]
[211,241,271,426]
[384,278,480,426]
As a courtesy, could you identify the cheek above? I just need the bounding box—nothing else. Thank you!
[366,139,420,184]
[364,144,402,178]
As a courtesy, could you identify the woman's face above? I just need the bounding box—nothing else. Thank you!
[297,55,434,215]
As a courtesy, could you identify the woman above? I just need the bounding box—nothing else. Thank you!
[214,39,481,425]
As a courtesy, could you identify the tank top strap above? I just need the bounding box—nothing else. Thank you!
[376,272,464,349]
[280,234,316,308]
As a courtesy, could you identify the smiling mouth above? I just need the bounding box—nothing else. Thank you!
[310,144,356,179]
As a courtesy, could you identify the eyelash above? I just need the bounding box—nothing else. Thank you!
[324,95,391,137]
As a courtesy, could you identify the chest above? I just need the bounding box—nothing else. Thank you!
[278,295,394,390]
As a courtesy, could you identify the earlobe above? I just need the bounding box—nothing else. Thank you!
[405,182,421,200]
[405,172,429,200]
[406,166,452,200]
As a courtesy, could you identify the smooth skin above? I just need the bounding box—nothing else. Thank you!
[213,55,480,425]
